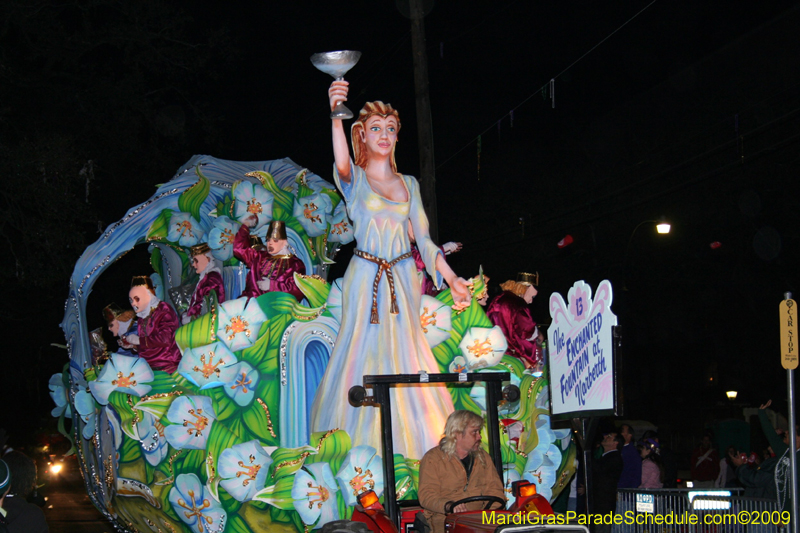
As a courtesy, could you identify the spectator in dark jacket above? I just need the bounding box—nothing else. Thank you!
[592,432,624,533]
[617,424,641,489]
[1,452,48,533]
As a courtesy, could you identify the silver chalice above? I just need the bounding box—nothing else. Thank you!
[311,50,362,120]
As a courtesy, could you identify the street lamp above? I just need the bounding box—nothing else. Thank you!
[726,390,738,401]
[622,218,671,291]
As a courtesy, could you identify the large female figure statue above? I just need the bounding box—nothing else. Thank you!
[310,81,472,459]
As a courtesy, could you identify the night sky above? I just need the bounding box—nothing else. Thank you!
[2,0,799,450]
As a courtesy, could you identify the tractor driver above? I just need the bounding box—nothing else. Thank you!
[418,410,505,533]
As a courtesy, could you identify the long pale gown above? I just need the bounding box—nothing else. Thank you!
[310,162,454,459]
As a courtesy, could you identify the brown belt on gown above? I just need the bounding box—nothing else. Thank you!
[353,249,414,324]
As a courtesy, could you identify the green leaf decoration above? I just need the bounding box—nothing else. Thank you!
[147,371,180,395]
[134,392,181,420]
[107,392,140,440]
[178,166,211,220]
[242,385,279,446]
[393,454,418,501]
[150,246,164,282]
[294,274,331,308]
[312,233,336,264]
[119,432,143,464]
[146,209,173,242]
[175,306,217,352]
[218,483,243,515]
[207,420,244,477]
[252,477,295,510]
[305,429,351,475]
[405,457,421,496]
[449,383,483,412]
[295,170,314,199]
[245,171,294,215]
[238,319,274,369]
[198,387,239,422]
[268,445,316,482]
[216,193,236,221]
[486,355,527,380]
[225,514,253,533]
[175,449,206,480]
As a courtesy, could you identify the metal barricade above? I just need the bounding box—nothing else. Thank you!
[612,488,786,533]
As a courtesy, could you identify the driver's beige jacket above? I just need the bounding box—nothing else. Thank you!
[418,446,505,533]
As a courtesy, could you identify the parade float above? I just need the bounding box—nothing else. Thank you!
[53,154,576,533]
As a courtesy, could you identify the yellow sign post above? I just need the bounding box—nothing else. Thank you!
[780,299,798,370]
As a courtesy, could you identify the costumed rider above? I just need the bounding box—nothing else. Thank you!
[418,410,505,533]
[103,303,138,356]
[125,276,182,373]
[182,242,226,325]
[486,272,541,369]
[233,216,305,301]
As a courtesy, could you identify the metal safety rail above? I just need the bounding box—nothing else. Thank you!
[613,488,786,533]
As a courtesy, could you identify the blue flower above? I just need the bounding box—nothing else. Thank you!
[168,212,205,247]
[335,445,384,507]
[216,297,268,352]
[458,326,508,370]
[74,390,97,440]
[169,473,227,533]
[224,362,259,406]
[207,216,241,262]
[533,415,556,455]
[88,354,154,405]
[164,396,216,450]
[218,440,273,502]
[522,451,557,501]
[293,192,333,237]
[233,181,273,230]
[326,201,354,244]
[448,356,468,374]
[48,373,71,418]
[178,342,239,390]
[292,462,340,528]
[420,295,452,349]
[137,411,169,466]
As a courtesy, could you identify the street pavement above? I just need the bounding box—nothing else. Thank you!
[41,455,115,533]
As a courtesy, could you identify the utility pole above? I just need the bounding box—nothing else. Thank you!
[409,0,438,242]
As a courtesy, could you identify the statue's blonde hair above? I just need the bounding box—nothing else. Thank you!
[351,101,401,173]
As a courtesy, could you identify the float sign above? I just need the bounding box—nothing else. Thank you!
[548,280,617,417]
[780,299,797,370]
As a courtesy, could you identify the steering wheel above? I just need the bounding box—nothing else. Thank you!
[444,495,506,514]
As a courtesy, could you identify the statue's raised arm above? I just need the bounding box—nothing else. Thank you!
[329,80,351,181]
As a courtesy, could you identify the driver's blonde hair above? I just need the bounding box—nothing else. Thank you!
[439,410,487,465]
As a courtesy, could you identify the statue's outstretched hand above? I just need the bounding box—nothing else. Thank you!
[329,80,349,113]
[760,400,772,410]
[451,277,472,310]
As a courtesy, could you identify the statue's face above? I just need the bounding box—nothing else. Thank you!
[129,286,152,314]
[267,238,288,255]
[191,253,211,274]
[523,285,538,304]
[108,319,120,337]
[360,115,398,158]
